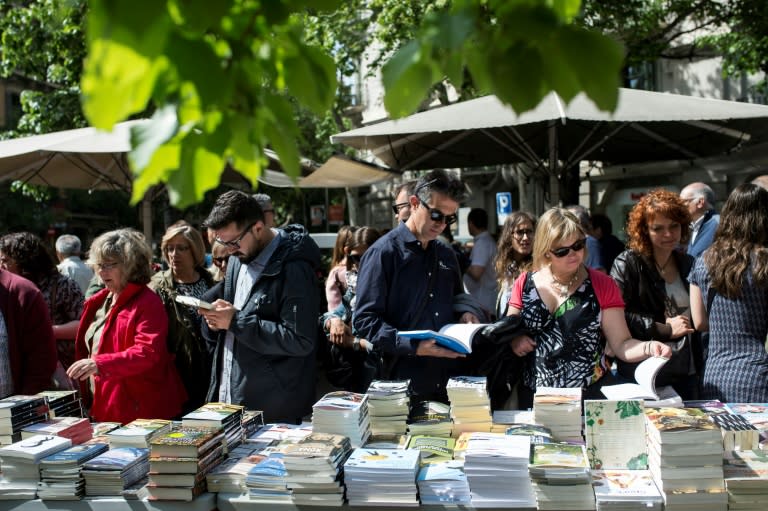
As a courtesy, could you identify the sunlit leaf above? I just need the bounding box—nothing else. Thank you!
[129,105,178,171]
[382,41,439,118]
[130,142,180,204]
[284,43,338,114]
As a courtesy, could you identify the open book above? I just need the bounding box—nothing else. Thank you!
[601,356,680,405]
[397,323,488,354]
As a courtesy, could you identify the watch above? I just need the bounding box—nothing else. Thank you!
[352,337,361,351]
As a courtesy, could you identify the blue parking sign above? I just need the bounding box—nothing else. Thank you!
[496,192,512,225]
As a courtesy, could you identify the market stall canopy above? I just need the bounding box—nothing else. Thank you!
[330,89,768,172]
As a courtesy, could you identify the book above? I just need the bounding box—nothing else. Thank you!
[181,402,244,428]
[39,442,109,468]
[406,435,455,464]
[584,399,648,470]
[149,426,224,458]
[644,407,720,445]
[174,295,213,310]
[600,356,670,400]
[145,481,205,501]
[149,444,225,474]
[711,413,760,451]
[0,434,72,462]
[0,395,48,418]
[82,447,149,471]
[397,323,489,354]
[591,469,663,501]
[107,418,172,448]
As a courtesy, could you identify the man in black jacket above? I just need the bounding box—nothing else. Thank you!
[200,191,321,423]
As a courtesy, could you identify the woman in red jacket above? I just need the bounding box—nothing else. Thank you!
[67,228,187,424]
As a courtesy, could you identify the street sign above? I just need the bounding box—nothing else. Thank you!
[496,192,512,226]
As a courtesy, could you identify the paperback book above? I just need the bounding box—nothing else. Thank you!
[107,418,172,448]
[148,426,224,458]
[397,323,489,354]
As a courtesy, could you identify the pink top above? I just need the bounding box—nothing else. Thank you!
[509,267,624,310]
[325,264,347,312]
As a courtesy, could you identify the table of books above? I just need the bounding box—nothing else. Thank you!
[0,493,215,511]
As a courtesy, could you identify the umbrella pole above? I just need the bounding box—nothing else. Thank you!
[548,121,561,207]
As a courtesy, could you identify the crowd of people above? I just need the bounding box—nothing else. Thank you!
[0,172,765,427]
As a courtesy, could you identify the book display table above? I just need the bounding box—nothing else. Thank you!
[0,493,215,511]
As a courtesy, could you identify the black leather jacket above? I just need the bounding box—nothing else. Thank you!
[610,249,694,341]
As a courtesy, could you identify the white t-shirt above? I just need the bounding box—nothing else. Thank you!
[462,230,498,315]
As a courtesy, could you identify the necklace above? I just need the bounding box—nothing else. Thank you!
[655,256,672,276]
[551,267,580,299]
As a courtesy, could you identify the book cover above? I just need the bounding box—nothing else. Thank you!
[504,424,553,444]
[0,434,72,461]
[408,401,451,425]
[683,399,729,415]
[21,417,90,437]
[107,418,172,446]
[406,435,455,464]
[417,459,466,482]
[584,400,647,470]
[82,447,149,471]
[181,402,244,426]
[149,426,224,458]
[644,407,720,444]
[149,444,225,474]
[312,391,367,411]
[39,442,109,466]
[145,481,205,501]
[591,469,662,500]
[600,356,669,400]
[366,380,411,398]
[397,323,488,354]
[343,447,420,471]
[530,443,589,469]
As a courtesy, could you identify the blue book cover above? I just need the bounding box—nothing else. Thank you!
[417,460,467,482]
[40,442,109,466]
[397,323,487,354]
[82,447,149,471]
[247,454,287,478]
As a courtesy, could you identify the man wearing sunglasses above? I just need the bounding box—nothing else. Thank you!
[354,169,484,403]
[198,190,321,424]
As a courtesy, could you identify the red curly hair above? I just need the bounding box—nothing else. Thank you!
[626,188,691,258]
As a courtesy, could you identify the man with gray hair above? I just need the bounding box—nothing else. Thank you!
[55,234,94,293]
[252,193,275,228]
[680,182,720,258]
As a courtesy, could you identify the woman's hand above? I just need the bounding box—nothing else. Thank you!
[666,315,694,338]
[459,312,480,324]
[328,317,351,346]
[510,334,536,357]
[66,358,99,381]
[647,340,673,359]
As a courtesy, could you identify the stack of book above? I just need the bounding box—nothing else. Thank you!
[0,434,72,499]
[584,400,647,469]
[416,459,470,505]
[644,407,727,511]
[343,447,420,506]
[312,391,371,447]
[88,422,122,444]
[533,387,583,442]
[591,469,663,511]
[366,380,410,436]
[37,390,84,418]
[490,409,535,433]
[282,432,352,506]
[723,449,768,511]
[21,416,92,445]
[724,403,768,449]
[245,422,313,446]
[0,395,49,445]
[505,424,554,445]
[106,418,172,449]
[711,413,760,451]
[446,376,492,436]
[529,443,594,510]
[182,402,245,452]
[241,410,264,440]
[206,444,265,494]
[463,432,536,508]
[37,442,110,500]
[81,447,150,497]
[146,425,225,501]
[245,453,291,502]
[407,401,452,437]
[406,435,455,465]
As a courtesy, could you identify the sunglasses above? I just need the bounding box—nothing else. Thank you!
[513,229,534,239]
[391,202,410,215]
[550,239,587,258]
[348,253,362,265]
[418,197,458,226]
[214,223,255,249]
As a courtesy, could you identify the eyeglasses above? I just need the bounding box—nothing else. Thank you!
[513,229,534,239]
[418,197,458,226]
[550,239,587,258]
[214,223,255,249]
[348,253,362,265]
[391,202,410,215]
[95,261,120,271]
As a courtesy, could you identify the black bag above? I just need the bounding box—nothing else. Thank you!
[325,345,384,394]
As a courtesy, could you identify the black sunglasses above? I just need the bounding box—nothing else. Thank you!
[348,253,362,264]
[391,202,410,215]
[418,197,458,226]
[550,239,587,258]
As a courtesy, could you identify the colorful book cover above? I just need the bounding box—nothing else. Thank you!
[591,469,662,499]
[40,442,109,466]
[312,391,367,411]
[343,448,420,471]
[408,401,451,424]
[247,454,287,478]
[182,402,244,424]
[417,459,466,482]
[82,447,149,470]
[149,426,223,457]
[584,400,647,470]
[531,443,589,469]
[407,435,455,464]
[108,418,172,439]
[644,407,719,443]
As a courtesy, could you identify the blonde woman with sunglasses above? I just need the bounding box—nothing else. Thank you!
[506,208,671,409]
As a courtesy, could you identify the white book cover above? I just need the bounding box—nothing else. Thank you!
[591,469,663,501]
[0,435,71,462]
[584,400,648,470]
[600,356,669,400]
[343,448,420,472]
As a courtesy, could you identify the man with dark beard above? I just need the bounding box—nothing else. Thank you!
[200,190,321,423]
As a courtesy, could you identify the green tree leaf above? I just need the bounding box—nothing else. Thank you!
[382,41,439,118]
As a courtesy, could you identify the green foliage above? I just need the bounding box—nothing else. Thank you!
[82,0,340,209]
